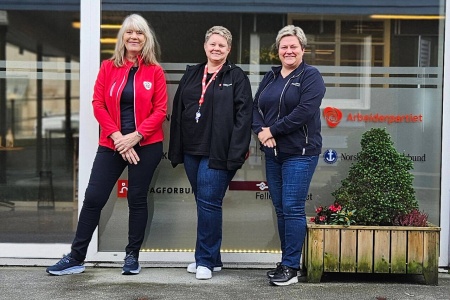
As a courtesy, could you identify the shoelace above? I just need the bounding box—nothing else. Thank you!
[124,254,136,265]
[57,255,72,265]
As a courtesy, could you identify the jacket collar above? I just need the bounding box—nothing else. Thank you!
[271,60,305,77]
[190,60,235,74]
[124,55,144,68]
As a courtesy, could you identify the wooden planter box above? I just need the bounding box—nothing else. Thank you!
[304,223,441,285]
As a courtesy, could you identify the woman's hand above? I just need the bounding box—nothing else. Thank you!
[264,137,277,148]
[113,131,141,154]
[121,147,140,165]
[257,127,274,145]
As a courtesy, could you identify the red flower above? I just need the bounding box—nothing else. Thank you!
[319,215,326,222]
[328,203,342,213]
[315,206,323,213]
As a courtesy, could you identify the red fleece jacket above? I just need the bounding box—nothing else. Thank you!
[92,57,167,149]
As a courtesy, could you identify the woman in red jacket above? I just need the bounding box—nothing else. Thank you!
[46,14,167,276]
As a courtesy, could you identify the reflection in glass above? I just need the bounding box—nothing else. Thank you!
[0,9,80,243]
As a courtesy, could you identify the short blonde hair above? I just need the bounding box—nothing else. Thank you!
[111,14,160,67]
[205,26,232,47]
[275,25,307,50]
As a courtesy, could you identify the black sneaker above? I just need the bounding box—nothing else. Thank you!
[266,262,282,278]
[122,252,140,275]
[269,265,298,286]
[46,253,85,276]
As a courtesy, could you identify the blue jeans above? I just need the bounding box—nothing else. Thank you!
[265,152,318,269]
[71,143,162,261]
[183,154,236,271]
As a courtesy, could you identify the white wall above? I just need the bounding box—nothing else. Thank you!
[439,0,450,267]
[79,0,100,259]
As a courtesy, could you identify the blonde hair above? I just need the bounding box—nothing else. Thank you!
[275,25,307,50]
[205,26,232,47]
[111,14,160,67]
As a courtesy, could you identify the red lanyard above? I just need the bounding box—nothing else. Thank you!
[195,64,223,123]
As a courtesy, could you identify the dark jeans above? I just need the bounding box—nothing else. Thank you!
[70,143,162,261]
[265,152,318,269]
[183,154,236,271]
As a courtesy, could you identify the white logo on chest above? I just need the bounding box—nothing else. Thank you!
[143,81,152,90]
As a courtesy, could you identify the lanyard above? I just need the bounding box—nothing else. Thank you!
[195,64,223,123]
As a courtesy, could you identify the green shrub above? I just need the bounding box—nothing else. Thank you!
[332,128,418,225]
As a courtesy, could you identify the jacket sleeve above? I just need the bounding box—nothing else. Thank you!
[252,72,271,135]
[270,67,325,137]
[168,68,188,167]
[227,68,253,170]
[92,61,120,138]
[136,65,168,138]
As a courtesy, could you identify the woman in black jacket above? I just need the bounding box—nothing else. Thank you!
[169,26,252,280]
[252,25,326,286]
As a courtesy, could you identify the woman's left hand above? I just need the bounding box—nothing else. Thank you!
[121,148,140,165]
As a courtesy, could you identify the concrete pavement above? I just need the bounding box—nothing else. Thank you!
[0,262,449,300]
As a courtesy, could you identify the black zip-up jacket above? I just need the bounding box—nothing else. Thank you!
[169,61,253,170]
[252,61,326,156]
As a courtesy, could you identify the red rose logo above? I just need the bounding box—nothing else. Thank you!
[323,107,342,128]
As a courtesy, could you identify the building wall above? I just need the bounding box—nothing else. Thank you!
[0,0,447,267]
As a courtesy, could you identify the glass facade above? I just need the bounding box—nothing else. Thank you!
[98,9,444,254]
[0,8,80,244]
[0,1,447,263]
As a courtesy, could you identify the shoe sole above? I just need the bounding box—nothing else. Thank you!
[267,271,299,279]
[270,276,299,286]
[196,274,212,280]
[187,263,221,273]
[122,265,141,275]
[196,271,212,280]
[195,266,213,280]
[47,265,85,276]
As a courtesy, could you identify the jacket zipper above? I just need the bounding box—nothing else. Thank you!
[276,69,304,121]
[302,125,308,155]
[133,66,139,145]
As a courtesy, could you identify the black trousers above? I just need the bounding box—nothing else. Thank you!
[70,143,162,261]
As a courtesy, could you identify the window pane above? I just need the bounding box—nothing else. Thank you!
[0,9,80,243]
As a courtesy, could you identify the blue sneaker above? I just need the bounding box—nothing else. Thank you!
[122,253,140,275]
[46,254,85,276]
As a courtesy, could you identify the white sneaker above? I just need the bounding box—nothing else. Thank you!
[187,262,222,273]
[195,266,212,280]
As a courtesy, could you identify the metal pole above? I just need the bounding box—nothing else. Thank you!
[0,11,8,184]
[65,55,73,173]
[36,44,43,174]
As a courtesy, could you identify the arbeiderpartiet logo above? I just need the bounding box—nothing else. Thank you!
[323,107,342,128]
[323,107,423,128]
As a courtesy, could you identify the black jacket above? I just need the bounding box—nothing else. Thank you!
[252,61,326,156]
[169,61,253,170]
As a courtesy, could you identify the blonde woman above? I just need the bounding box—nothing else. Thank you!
[46,14,167,276]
